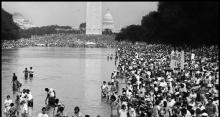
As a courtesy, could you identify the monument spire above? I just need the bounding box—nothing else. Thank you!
[86,2,102,35]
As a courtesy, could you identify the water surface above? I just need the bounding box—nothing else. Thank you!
[2,47,116,117]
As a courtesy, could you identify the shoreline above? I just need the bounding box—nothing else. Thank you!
[2,46,116,49]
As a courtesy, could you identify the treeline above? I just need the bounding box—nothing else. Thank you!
[19,25,81,38]
[1,8,20,40]
[2,8,116,41]
[1,8,79,40]
[115,2,219,47]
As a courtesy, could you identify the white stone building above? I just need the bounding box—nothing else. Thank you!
[102,9,114,32]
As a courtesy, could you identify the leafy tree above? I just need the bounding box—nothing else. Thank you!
[141,11,160,43]
[1,8,20,40]
[116,1,219,48]
[115,25,144,43]
[79,23,86,34]
[19,25,79,38]
[102,28,113,35]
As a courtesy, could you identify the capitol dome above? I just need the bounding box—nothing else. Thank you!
[103,9,113,24]
[103,9,114,32]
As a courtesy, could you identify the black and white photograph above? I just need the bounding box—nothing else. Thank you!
[1,1,219,117]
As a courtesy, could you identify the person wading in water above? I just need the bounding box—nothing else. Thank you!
[11,73,22,92]
[29,67,34,78]
[23,68,29,79]
[72,106,82,117]
[45,88,56,110]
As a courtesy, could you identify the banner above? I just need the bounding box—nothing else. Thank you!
[170,50,184,70]
[191,53,195,60]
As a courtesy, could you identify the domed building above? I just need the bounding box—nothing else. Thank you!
[102,9,114,32]
[13,12,36,29]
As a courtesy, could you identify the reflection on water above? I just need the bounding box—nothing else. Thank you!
[2,47,116,117]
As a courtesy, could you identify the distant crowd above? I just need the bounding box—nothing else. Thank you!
[2,34,118,49]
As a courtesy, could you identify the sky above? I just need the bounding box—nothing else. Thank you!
[2,2,158,29]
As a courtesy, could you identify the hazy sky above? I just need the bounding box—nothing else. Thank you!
[2,2,158,29]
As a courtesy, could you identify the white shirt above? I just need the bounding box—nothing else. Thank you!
[72,112,83,117]
[111,79,114,82]
[27,93,33,100]
[21,102,28,113]
[21,92,27,98]
[196,78,201,84]
[136,81,141,89]
[37,113,49,117]
[189,93,197,99]
[127,85,133,91]
[159,81,167,87]
[129,108,136,117]
[4,99,12,112]
[29,69,34,74]
[167,99,175,108]
[119,109,127,117]
[101,84,107,90]
[127,91,132,99]
[147,71,151,76]
[185,110,192,117]
[48,88,55,97]
[4,99,12,107]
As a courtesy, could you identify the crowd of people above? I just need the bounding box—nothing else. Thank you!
[2,34,117,49]
[3,39,219,117]
[101,44,219,117]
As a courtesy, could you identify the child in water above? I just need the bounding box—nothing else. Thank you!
[29,67,34,78]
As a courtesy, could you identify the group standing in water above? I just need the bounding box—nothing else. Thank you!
[23,67,34,79]
[4,67,34,117]
[4,66,102,117]
[107,53,114,61]
[107,52,119,66]
[4,88,34,117]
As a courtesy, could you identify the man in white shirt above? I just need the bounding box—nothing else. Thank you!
[167,96,176,114]
[126,90,132,100]
[21,100,28,117]
[101,81,108,97]
[128,106,136,117]
[119,104,127,117]
[45,88,56,107]
[38,107,48,117]
[27,89,33,107]
[159,79,167,88]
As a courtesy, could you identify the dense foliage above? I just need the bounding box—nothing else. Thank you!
[115,2,219,47]
[79,22,86,34]
[1,8,20,40]
[2,9,81,39]
[19,25,80,38]
[102,28,114,35]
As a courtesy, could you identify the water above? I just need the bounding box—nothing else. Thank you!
[2,47,116,117]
